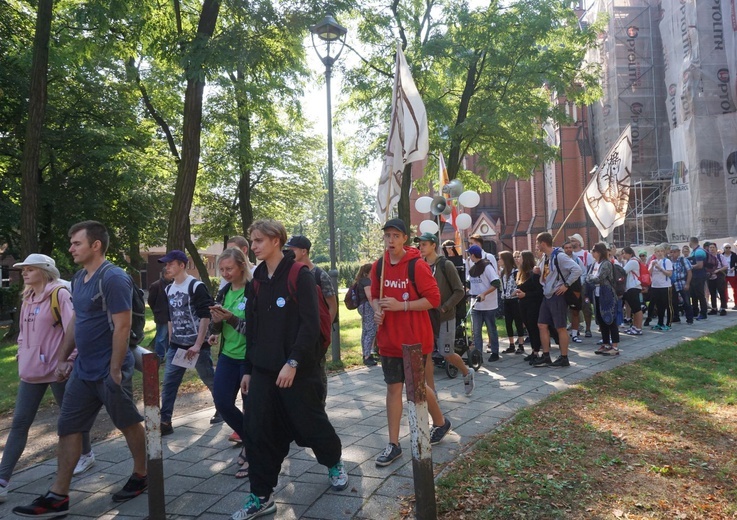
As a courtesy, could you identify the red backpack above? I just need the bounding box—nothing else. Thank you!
[252,262,332,356]
[637,260,651,288]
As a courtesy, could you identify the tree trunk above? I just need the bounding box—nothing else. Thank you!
[166,0,221,250]
[398,162,412,242]
[233,69,254,236]
[19,0,54,258]
[447,52,482,180]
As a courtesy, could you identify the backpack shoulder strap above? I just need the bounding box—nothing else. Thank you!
[287,262,305,302]
[187,278,198,299]
[50,285,68,328]
[313,266,324,289]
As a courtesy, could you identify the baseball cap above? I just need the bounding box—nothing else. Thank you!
[467,245,483,258]
[285,235,311,251]
[413,232,438,245]
[13,253,60,280]
[638,250,647,256]
[567,233,584,247]
[382,218,407,235]
[158,250,188,264]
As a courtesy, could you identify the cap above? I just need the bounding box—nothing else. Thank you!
[14,254,60,280]
[670,245,680,251]
[567,233,584,247]
[285,235,311,251]
[413,232,438,245]
[723,243,732,249]
[638,250,647,256]
[158,250,188,264]
[382,218,407,235]
[467,245,483,258]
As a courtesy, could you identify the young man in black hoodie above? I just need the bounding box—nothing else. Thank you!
[231,219,346,520]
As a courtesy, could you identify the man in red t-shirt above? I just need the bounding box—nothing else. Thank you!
[371,219,451,467]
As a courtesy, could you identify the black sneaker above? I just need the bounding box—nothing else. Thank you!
[210,411,224,424]
[112,473,148,502]
[375,443,402,467]
[13,494,69,518]
[549,355,570,367]
[720,309,727,316]
[364,356,377,366]
[488,353,500,362]
[708,309,718,315]
[161,422,173,436]
[515,345,525,355]
[502,345,516,354]
[532,353,552,367]
[430,419,452,445]
[523,352,535,362]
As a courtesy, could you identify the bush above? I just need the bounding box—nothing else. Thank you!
[315,261,366,289]
[0,283,21,320]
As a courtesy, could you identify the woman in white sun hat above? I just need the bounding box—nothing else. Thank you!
[0,254,94,504]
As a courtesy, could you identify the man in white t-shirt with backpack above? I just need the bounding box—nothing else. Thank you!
[569,233,594,340]
[158,250,216,435]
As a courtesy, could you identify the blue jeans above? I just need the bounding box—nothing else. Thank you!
[153,323,169,359]
[472,308,499,354]
[161,344,215,423]
[213,353,247,438]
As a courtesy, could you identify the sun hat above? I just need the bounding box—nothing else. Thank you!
[14,254,60,280]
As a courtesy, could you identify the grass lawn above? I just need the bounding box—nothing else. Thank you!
[434,326,737,519]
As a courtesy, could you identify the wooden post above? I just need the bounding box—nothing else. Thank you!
[142,353,166,520]
[402,343,437,520]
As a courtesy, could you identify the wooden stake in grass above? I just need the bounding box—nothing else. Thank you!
[402,342,437,520]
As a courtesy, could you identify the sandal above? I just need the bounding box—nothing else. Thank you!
[601,345,620,356]
[235,461,250,479]
[236,446,247,467]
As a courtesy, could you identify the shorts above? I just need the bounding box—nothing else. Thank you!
[58,360,143,436]
[381,354,429,385]
[624,288,641,312]
[537,294,569,330]
[436,318,456,358]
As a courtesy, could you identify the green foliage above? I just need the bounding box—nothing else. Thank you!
[314,261,367,289]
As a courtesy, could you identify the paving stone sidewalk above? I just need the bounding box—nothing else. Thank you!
[2,311,736,519]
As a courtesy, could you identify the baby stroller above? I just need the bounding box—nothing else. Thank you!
[432,292,483,379]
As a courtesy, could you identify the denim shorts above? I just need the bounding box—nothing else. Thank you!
[58,361,143,436]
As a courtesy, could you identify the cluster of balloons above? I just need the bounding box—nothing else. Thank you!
[414,179,480,234]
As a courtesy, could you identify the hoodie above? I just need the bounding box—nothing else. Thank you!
[17,281,76,383]
[370,247,441,358]
[245,250,321,375]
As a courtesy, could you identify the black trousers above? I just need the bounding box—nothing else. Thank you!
[651,286,673,326]
[244,367,342,499]
[708,275,727,310]
[519,300,542,351]
[594,296,620,345]
[503,298,525,338]
[690,276,708,317]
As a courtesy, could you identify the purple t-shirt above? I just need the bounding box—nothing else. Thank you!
[72,261,133,380]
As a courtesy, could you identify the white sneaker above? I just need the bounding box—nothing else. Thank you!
[0,483,7,503]
[73,451,95,476]
[463,368,475,396]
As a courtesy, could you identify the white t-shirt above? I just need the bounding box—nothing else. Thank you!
[649,257,673,288]
[469,262,499,311]
[624,258,641,290]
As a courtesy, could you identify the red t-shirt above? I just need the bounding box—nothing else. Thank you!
[370,247,441,358]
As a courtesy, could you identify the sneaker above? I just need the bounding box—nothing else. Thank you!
[549,355,570,367]
[0,483,6,503]
[571,335,583,343]
[231,493,276,520]
[695,314,707,321]
[584,330,592,338]
[112,473,148,502]
[708,309,718,315]
[328,461,348,491]
[532,353,552,367]
[364,356,377,366]
[503,345,516,354]
[463,368,475,396]
[375,443,402,467]
[515,345,525,355]
[523,352,536,362]
[161,422,173,436]
[488,353,500,362]
[73,451,95,476]
[210,411,224,424]
[660,325,671,331]
[430,419,452,445]
[651,324,663,331]
[228,431,242,443]
[720,309,727,316]
[13,493,69,518]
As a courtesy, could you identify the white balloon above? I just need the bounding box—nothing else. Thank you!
[458,190,481,208]
[419,220,439,234]
[415,196,433,214]
[455,213,472,230]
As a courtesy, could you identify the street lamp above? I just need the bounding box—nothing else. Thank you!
[310,13,347,363]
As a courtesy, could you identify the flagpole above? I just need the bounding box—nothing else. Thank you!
[552,178,594,243]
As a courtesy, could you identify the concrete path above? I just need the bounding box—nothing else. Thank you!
[2,310,736,519]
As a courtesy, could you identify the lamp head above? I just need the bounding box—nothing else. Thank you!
[310,14,347,42]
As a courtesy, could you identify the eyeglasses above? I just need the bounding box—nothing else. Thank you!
[725,246,732,249]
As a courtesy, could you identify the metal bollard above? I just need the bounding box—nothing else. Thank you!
[402,343,437,520]
[142,352,166,520]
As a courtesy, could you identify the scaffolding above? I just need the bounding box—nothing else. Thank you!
[613,173,671,246]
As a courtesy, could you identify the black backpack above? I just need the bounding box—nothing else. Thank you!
[612,263,627,298]
[72,262,146,347]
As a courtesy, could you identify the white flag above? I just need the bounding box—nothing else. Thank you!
[376,43,429,219]
[583,125,632,238]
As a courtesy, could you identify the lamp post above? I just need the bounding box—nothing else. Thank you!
[310,14,347,363]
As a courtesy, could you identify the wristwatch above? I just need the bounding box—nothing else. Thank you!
[286,359,299,369]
